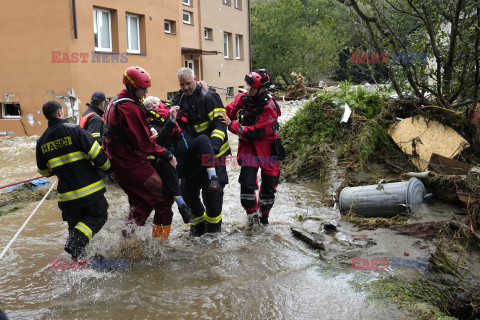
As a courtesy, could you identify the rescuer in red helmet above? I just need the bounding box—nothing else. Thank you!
[220,69,283,228]
[103,66,184,239]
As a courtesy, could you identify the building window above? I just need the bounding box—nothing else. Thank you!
[126,14,140,53]
[182,0,191,5]
[227,87,234,97]
[234,0,242,9]
[185,59,194,70]
[204,27,213,40]
[238,85,245,93]
[1,103,21,119]
[164,20,171,33]
[224,32,232,58]
[222,0,231,5]
[235,34,243,59]
[93,8,112,52]
[183,11,192,24]
[165,20,176,34]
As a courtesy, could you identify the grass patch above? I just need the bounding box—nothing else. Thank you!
[0,206,23,217]
[357,278,458,320]
[341,213,410,230]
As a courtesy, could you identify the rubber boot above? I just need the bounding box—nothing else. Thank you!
[260,213,269,225]
[190,221,206,237]
[247,210,259,229]
[205,220,222,233]
[64,229,89,259]
[152,224,171,239]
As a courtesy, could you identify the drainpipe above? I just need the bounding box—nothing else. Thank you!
[72,0,78,39]
[248,0,252,71]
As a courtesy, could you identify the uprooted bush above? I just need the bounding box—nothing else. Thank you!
[279,84,412,182]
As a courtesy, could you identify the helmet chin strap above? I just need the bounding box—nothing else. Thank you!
[245,89,268,107]
[126,84,136,96]
[126,84,145,102]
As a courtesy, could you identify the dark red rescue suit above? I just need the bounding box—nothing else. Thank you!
[103,67,174,235]
[225,72,281,225]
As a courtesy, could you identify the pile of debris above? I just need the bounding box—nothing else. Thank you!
[284,72,309,101]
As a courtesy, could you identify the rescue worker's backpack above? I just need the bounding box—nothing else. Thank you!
[103,97,144,143]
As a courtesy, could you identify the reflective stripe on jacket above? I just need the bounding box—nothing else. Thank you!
[172,85,231,158]
[36,118,111,209]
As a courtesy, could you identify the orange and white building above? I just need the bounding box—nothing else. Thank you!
[0,0,250,136]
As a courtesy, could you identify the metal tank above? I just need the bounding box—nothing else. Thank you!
[338,178,430,217]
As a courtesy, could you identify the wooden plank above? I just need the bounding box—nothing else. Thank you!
[389,116,469,171]
[428,153,473,175]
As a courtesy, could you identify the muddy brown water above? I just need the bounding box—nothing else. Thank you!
[0,104,407,319]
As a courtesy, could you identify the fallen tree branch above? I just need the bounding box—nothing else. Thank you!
[449,219,480,248]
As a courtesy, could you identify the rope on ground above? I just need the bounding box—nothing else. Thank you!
[0,179,57,261]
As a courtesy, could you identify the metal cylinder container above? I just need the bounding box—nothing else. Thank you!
[338,178,429,217]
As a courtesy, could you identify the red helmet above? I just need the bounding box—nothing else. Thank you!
[244,69,271,88]
[123,66,151,88]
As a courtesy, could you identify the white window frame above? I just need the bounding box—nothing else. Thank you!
[126,14,141,54]
[223,0,231,5]
[185,59,194,70]
[182,0,191,5]
[234,0,242,9]
[183,11,192,24]
[164,20,172,33]
[224,32,230,58]
[204,27,212,40]
[235,35,242,59]
[93,8,112,52]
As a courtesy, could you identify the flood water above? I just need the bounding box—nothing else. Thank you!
[0,103,406,319]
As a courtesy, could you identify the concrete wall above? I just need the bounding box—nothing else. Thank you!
[179,0,201,50]
[179,0,203,84]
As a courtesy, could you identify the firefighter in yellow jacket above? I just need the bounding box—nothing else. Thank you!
[36,100,111,259]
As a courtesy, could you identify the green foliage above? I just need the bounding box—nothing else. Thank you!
[280,84,392,180]
[251,0,345,84]
[357,121,391,167]
[340,0,480,108]
[282,91,344,144]
[359,278,460,320]
[0,206,23,217]
[336,81,386,119]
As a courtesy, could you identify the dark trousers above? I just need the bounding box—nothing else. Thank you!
[176,135,216,178]
[62,196,108,257]
[180,165,227,233]
[155,158,181,197]
[115,163,174,226]
[239,166,279,216]
[63,196,108,236]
